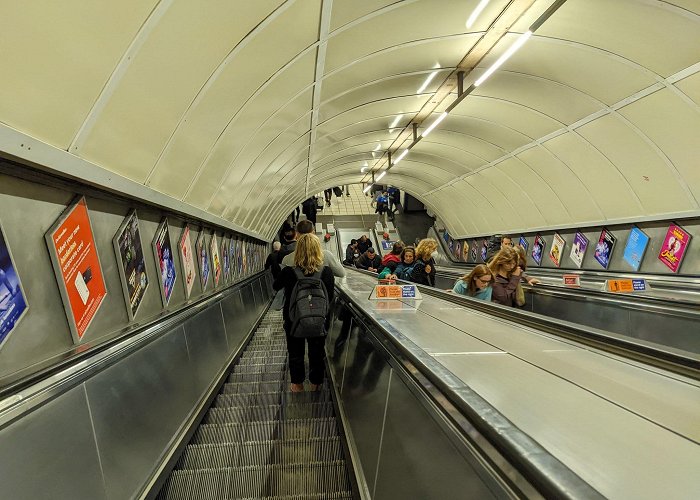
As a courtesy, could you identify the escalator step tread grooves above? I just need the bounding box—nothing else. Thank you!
[158,309,353,499]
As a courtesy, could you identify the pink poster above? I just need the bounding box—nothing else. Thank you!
[658,224,691,273]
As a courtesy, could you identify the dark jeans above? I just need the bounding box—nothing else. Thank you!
[285,330,326,385]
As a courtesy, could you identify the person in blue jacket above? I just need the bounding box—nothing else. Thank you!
[452,264,494,301]
[380,246,417,280]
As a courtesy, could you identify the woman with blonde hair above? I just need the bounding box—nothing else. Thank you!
[411,238,438,286]
[488,246,522,306]
[453,264,494,301]
[273,233,335,392]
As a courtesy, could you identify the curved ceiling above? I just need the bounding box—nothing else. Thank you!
[1,0,698,240]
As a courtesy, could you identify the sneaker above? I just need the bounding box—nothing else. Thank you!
[290,383,304,393]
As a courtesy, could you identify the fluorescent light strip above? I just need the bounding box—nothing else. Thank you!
[389,114,403,129]
[363,184,373,193]
[474,30,532,87]
[376,171,386,181]
[417,71,438,94]
[394,149,409,165]
[360,166,369,173]
[466,0,490,28]
[421,112,448,138]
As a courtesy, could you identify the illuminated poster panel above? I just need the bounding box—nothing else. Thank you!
[0,222,28,348]
[46,197,107,342]
[221,236,230,284]
[461,241,469,262]
[210,233,222,288]
[549,233,565,268]
[196,231,210,289]
[454,241,461,260]
[658,224,692,273]
[518,236,528,252]
[113,210,149,320]
[531,235,546,266]
[152,219,177,307]
[569,231,588,268]
[594,228,616,269]
[622,227,650,272]
[470,241,478,262]
[480,240,488,262]
[179,226,196,299]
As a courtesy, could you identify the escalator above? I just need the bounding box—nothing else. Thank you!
[156,309,354,499]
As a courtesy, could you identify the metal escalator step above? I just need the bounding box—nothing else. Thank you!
[203,402,335,425]
[214,390,331,408]
[176,437,343,470]
[230,362,286,374]
[191,418,340,445]
[226,371,287,384]
[221,381,286,395]
[238,355,287,364]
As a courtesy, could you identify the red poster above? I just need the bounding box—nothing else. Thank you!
[658,224,691,273]
[46,197,107,341]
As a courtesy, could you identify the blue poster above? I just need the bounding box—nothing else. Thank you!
[381,240,394,251]
[0,224,28,346]
[622,227,649,271]
[594,229,616,269]
[443,231,450,243]
[153,220,177,306]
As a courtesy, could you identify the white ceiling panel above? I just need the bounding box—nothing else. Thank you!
[444,114,533,151]
[0,0,158,147]
[675,72,700,106]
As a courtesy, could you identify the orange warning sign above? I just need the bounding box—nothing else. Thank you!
[606,279,634,293]
[376,285,403,299]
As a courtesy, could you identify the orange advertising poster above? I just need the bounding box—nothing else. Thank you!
[46,197,107,342]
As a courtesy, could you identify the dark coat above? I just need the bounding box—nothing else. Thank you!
[344,244,359,265]
[491,273,520,307]
[355,253,381,271]
[273,266,335,331]
[356,238,370,254]
[411,257,436,286]
[265,251,281,279]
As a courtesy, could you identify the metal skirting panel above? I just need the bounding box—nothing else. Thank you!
[0,385,106,500]
[0,278,271,499]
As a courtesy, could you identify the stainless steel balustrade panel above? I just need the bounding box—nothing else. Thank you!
[531,293,631,337]
[0,384,106,500]
[85,327,195,500]
[221,289,249,348]
[183,304,229,392]
[339,327,393,495]
[374,370,501,500]
[627,307,700,355]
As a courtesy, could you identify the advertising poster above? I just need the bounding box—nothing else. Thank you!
[152,219,177,307]
[46,197,107,342]
[0,223,28,347]
[210,233,222,288]
[178,226,196,299]
[443,231,450,244]
[470,241,478,262]
[242,241,248,276]
[381,240,395,251]
[221,237,230,284]
[622,227,650,271]
[531,235,546,266]
[196,232,210,289]
[236,239,243,278]
[229,239,237,281]
[518,236,528,252]
[454,242,461,260]
[447,238,454,255]
[480,240,488,262]
[113,211,149,320]
[594,228,616,269]
[658,224,692,273]
[461,241,469,262]
[549,233,566,268]
[569,231,588,268]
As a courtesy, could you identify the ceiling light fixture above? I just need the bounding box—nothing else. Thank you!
[363,184,373,193]
[474,30,532,86]
[421,111,448,138]
[360,166,369,173]
[466,0,490,29]
[417,71,439,94]
[376,171,386,181]
[394,149,409,165]
[389,114,403,129]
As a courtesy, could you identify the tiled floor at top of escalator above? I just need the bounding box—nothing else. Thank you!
[157,309,354,499]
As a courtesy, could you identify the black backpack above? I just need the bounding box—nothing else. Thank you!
[288,267,329,338]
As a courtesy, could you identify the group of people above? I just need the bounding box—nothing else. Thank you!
[452,235,539,307]
[370,186,400,218]
[344,236,438,287]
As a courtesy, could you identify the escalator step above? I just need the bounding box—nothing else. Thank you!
[230,362,286,374]
[159,462,351,499]
[191,418,341,445]
[221,382,287,394]
[176,437,343,470]
[214,390,331,408]
[203,402,335,424]
[226,371,288,384]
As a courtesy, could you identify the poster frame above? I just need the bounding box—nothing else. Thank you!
[210,232,222,288]
[196,230,210,290]
[0,220,29,350]
[461,240,469,262]
[594,228,617,270]
[622,226,650,272]
[569,231,589,269]
[113,209,149,321]
[532,235,546,266]
[152,218,177,307]
[518,236,529,252]
[178,225,197,300]
[549,233,566,268]
[480,239,488,262]
[45,196,108,343]
[221,235,230,285]
[658,223,692,273]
